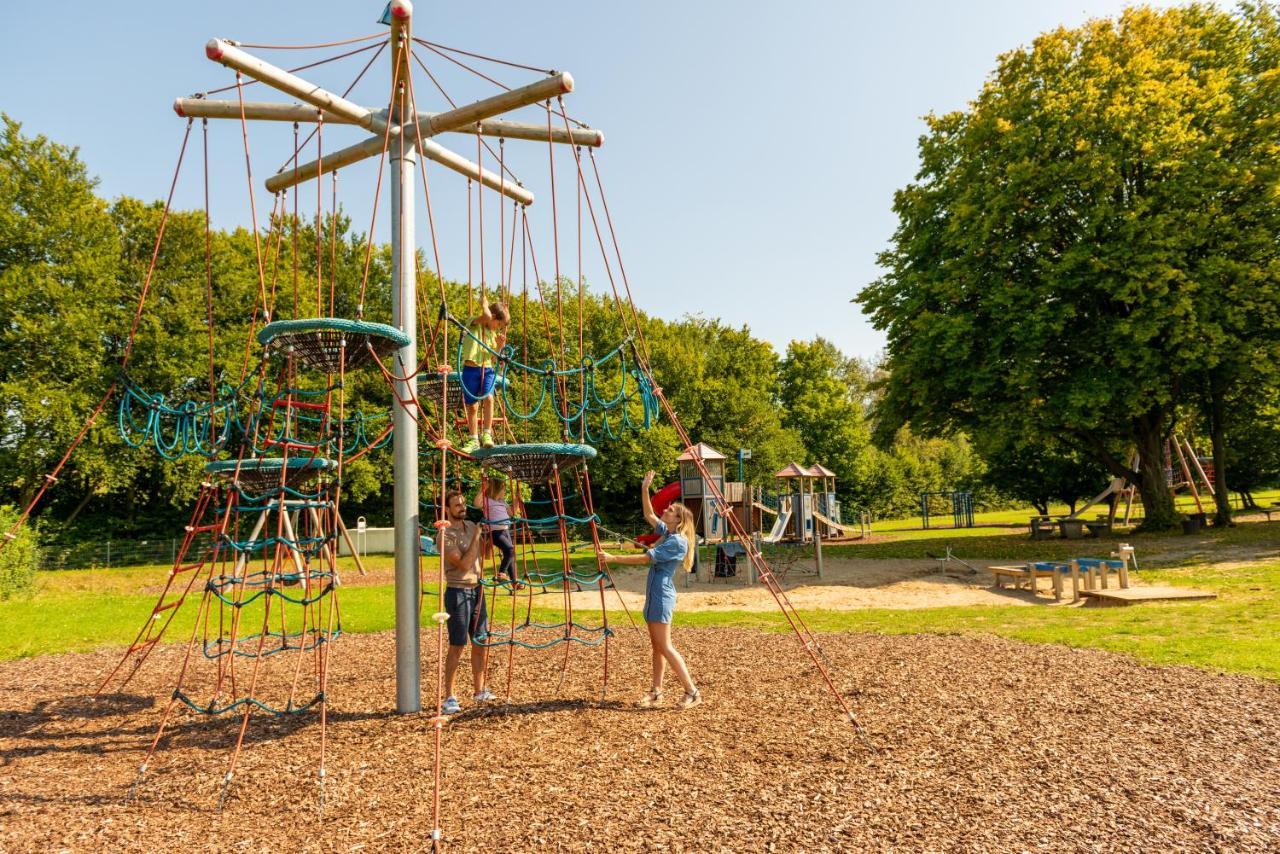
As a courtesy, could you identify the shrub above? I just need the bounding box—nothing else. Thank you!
[0,506,38,599]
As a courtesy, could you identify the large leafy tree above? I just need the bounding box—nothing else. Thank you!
[859,4,1280,529]
[0,115,124,512]
[778,338,872,506]
[1191,3,1280,525]
[977,437,1111,516]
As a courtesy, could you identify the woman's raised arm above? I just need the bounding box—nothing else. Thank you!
[640,470,659,529]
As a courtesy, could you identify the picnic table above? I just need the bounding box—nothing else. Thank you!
[1058,518,1087,539]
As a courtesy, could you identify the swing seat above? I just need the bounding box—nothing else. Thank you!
[469,442,596,481]
[258,317,411,373]
[205,456,336,490]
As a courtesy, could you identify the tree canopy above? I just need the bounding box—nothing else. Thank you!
[858,3,1280,529]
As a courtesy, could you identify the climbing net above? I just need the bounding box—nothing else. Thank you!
[0,7,871,840]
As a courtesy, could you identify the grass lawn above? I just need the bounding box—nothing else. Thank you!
[4,504,1277,683]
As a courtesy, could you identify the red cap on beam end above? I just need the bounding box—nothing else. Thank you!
[173,99,186,118]
[559,72,575,94]
[390,0,413,19]
[594,130,605,147]
[205,39,225,62]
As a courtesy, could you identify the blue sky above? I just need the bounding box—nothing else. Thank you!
[2,1,1182,360]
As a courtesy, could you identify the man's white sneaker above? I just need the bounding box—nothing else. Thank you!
[442,696,462,715]
[473,688,496,702]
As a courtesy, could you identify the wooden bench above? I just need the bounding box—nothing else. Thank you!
[989,564,1064,599]
[1029,516,1058,541]
[1258,505,1280,522]
[1084,518,1113,538]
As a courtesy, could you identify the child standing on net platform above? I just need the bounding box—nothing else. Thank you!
[459,301,509,454]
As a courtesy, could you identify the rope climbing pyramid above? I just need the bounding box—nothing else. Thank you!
[0,1,871,842]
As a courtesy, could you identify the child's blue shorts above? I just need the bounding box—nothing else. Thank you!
[460,365,496,404]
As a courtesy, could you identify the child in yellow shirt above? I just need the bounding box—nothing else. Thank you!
[459,301,509,454]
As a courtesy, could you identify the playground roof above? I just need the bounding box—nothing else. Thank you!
[775,462,812,478]
[809,464,837,478]
[677,442,727,461]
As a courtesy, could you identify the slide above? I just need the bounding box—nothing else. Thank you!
[636,481,682,546]
[760,506,792,544]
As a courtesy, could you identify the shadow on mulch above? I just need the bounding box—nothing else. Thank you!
[448,696,628,723]
[0,691,388,766]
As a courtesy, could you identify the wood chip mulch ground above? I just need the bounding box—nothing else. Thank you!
[1,628,1277,852]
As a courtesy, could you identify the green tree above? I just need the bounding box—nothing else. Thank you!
[0,505,38,598]
[1191,3,1280,525]
[0,115,123,515]
[858,4,1280,530]
[1216,373,1280,507]
[977,437,1111,516]
[778,338,872,507]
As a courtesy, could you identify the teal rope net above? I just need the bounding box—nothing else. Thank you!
[117,376,245,460]
[119,377,392,459]
[447,314,659,440]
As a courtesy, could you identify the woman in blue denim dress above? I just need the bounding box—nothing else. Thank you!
[599,470,701,710]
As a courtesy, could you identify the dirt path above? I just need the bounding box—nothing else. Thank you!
[571,557,1082,612]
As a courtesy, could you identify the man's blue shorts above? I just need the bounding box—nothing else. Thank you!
[444,586,487,646]
[460,365,496,404]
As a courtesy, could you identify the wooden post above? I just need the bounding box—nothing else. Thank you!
[1184,437,1216,497]
[813,528,824,579]
[321,509,367,577]
[1115,543,1134,588]
[1069,559,1081,602]
[1171,436,1204,514]
[277,509,309,577]
[175,99,605,146]
[233,508,270,577]
[264,72,576,198]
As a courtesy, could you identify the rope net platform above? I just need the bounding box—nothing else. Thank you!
[205,456,337,491]
[469,442,596,481]
[258,317,411,372]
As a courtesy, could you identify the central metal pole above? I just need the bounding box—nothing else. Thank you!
[389,0,420,714]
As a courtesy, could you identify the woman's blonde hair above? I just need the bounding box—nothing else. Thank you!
[666,502,697,572]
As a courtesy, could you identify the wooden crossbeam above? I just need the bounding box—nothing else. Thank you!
[174,99,604,147]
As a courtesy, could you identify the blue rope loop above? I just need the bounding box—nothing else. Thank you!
[444,309,658,440]
[205,456,337,491]
[118,374,392,459]
[117,376,244,460]
[201,626,340,659]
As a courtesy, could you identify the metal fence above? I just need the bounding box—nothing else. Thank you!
[39,536,188,570]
